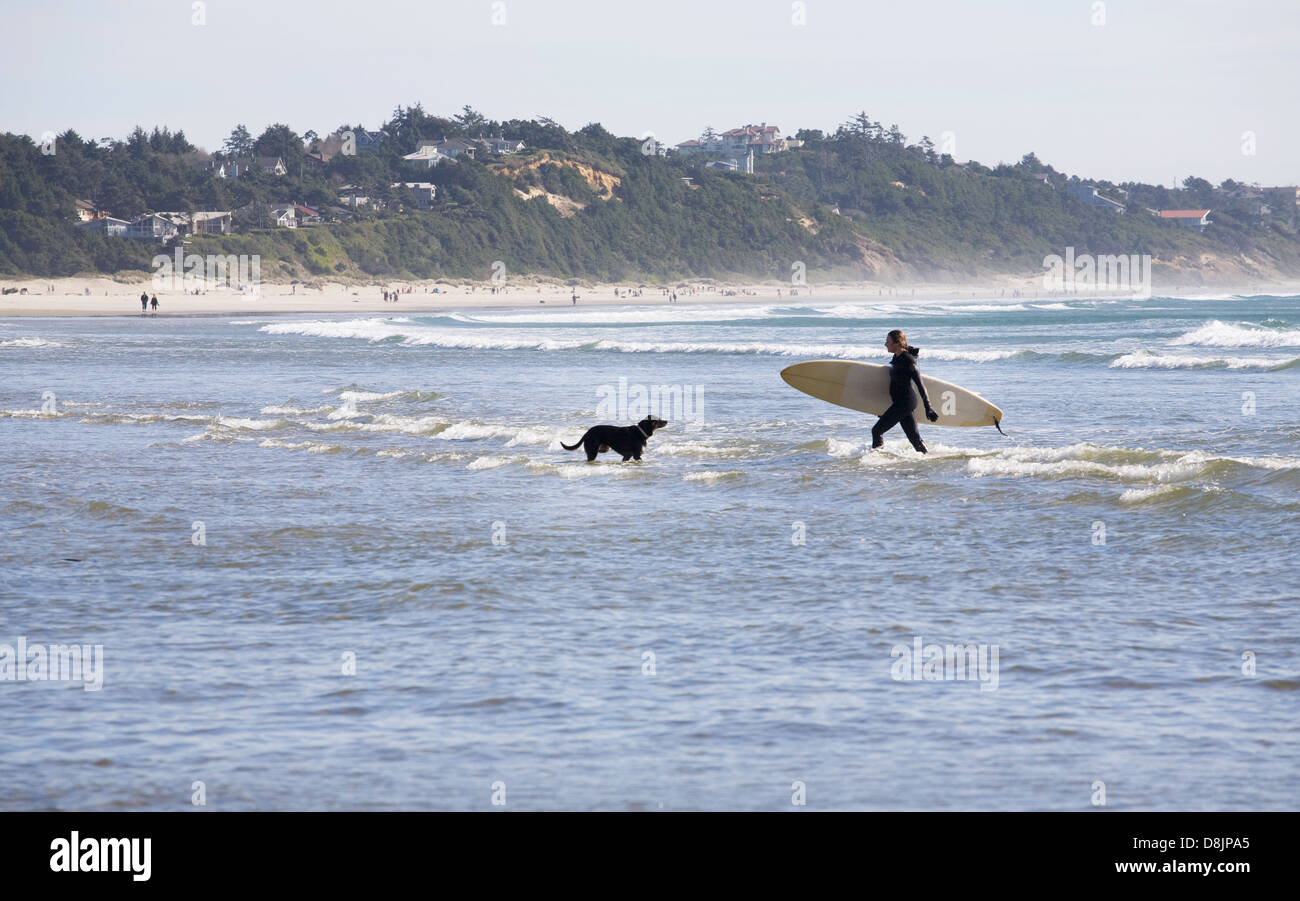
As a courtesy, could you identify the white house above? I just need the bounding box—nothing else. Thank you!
[402,145,455,168]
[269,206,297,228]
[418,138,475,159]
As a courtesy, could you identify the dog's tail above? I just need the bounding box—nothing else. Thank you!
[561,430,589,451]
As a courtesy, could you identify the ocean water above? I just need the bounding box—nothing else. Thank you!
[2,293,1298,811]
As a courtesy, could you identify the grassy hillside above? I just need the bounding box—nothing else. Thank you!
[2,108,1297,284]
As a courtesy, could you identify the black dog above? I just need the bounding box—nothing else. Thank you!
[561,416,667,462]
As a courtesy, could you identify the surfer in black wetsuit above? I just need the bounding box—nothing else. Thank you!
[871,329,938,453]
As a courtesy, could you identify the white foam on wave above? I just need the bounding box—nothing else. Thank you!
[258,438,342,454]
[1170,320,1300,348]
[932,303,1030,313]
[446,304,789,325]
[1,337,64,348]
[826,438,861,457]
[437,421,561,448]
[260,404,331,416]
[257,318,1019,360]
[1110,350,1294,370]
[216,417,283,431]
[962,443,1300,483]
[1119,484,1186,503]
[306,413,447,436]
[336,389,404,402]
[466,454,526,470]
[684,470,745,483]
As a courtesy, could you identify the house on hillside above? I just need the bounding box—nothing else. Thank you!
[125,213,181,241]
[191,159,231,178]
[1067,183,1125,212]
[269,206,296,228]
[475,135,525,155]
[74,199,103,221]
[719,123,784,155]
[227,156,287,177]
[422,138,475,159]
[338,185,372,209]
[705,149,754,174]
[294,203,323,225]
[355,130,386,153]
[392,182,436,209]
[191,211,233,234]
[1158,209,1211,231]
[79,216,130,236]
[233,202,297,228]
[678,123,785,157]
[402,145,455,168]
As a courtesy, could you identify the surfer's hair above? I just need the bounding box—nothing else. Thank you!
[887,329,907,348]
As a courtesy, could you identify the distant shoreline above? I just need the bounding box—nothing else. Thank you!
[3,275,1298,318]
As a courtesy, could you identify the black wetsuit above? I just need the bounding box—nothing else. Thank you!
[871,346,932,452]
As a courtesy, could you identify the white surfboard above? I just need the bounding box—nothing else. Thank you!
[780,359,1004,429]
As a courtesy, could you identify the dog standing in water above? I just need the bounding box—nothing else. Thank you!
[562,416,667,462]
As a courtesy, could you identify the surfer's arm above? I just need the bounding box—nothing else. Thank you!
[910,368,939,421]
[910,369,932,409]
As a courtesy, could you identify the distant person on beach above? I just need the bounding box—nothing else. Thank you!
[140,291,148,311]
[870,329,937,455]
[150,295,158,311]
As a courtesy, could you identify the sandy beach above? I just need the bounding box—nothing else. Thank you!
[4,274,1297,317]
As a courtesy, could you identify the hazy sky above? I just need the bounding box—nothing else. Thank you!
[3,0,1297,186]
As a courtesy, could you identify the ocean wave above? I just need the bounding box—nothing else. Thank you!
[305,414,448,436]
[258,438,346,454]
[336,390,404,403]
[258,319,1040,361]
[1110,350,1298,370]
[216,417,284,431]
[466,454,526,470]
[260,405,332,416]
[684,470,745,483]
[443,304,794,325]
[1,337,64,348]
[960,443,1299,483]
[1170,320,1300,348]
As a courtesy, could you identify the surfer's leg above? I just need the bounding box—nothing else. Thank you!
[899,413,927,453]
[871,405,903,448]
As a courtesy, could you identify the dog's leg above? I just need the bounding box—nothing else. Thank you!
[585,440,598,462]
